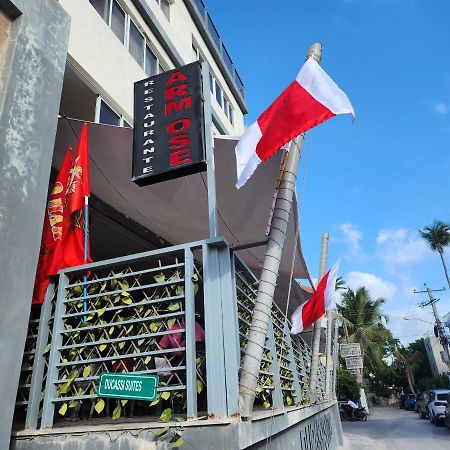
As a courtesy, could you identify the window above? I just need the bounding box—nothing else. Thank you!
[145,45,157,77]
[90,0,109,21]
[99,100,120,126]
[155,0,170,20]
[209,73,214,93]
[110,0,126,44]
[215,80,222,107]
[129,21,145,68]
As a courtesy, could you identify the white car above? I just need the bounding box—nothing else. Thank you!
[427,389,450,425]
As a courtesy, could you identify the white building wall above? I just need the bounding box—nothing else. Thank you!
[58,0,245,135]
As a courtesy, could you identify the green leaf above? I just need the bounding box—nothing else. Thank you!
[263,401,271,409]
[58,402,68,416]
[118,280,129,290]
[118,341,126,350]
[150,398,160,406]
[193,284,199,295]
[167,319,176,328]
[99,344,107,352]
[154,273,165,283]
[150,322,158,332]
[169,438,184,448]
[68,369,79,381]
[97,307,106,317]
[43,344,51,355]
[197,380,204,394]
[286,396,293,406]
[122,298,132,305]
[95,398,105,414]
[82,366,91,378]
[175,286,184,296]
[108,327,115,336]
[100,282,107,292]
[154,426,169,437]
[161,391,171,401]
[112,404,122,419]
[121,399,128,406]
[144,355,152,365]
[121,291,131,297]
[255,386,264,393]
[138,339,145,346]
[160,407,172,422]
[168,302,180,311]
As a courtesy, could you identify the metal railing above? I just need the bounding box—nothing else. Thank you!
[234,256,321,410]
[190,0,246,99]
[16,238,327,430]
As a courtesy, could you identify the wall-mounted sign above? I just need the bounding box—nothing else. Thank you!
[98,372,159,401]
[340,343,361,358]
[132,61,206,186]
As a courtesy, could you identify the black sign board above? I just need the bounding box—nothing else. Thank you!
[132,61,206,186]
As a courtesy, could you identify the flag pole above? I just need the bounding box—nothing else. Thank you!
[238,42,323,419]
[309,232,329,402]
[83,195,89,319]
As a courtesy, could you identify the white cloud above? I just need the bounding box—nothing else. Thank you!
[388,307,434,344]
[346,271,397,300]
[433,102,449,114]
[376,228,432,267]
[338,223,363,254]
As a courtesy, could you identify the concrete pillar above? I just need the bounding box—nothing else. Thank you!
[0,1,70,447]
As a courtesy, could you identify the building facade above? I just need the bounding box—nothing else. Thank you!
[1,1,341,449]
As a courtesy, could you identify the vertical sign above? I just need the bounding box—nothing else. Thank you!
[132,61,206,186]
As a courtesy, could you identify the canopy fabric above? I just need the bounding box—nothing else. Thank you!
[53,118,312,312]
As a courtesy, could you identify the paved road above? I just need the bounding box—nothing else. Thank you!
[341,406,450,449]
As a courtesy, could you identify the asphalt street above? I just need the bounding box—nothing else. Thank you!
[342,406,450,449]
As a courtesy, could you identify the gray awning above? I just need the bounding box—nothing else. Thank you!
[53,118,312,313]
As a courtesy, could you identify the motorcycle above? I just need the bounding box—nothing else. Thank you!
[339,403,368,421]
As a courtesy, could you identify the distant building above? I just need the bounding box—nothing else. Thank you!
[424,336,448,377]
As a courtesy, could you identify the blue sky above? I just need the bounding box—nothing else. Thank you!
[207,0,450,343]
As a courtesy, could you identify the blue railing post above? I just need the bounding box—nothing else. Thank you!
[202,239,228,417]
[184,248,197,418]
[25,282,55,429]
[41,274,68,429]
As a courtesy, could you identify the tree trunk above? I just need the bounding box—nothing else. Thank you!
[438,248,450,290]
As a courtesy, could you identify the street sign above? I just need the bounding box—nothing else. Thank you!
[345,356,363,370]
[340,343,361,358]
[98,373,159,401]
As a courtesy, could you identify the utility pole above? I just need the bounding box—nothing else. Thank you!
[238,42,323,419]
[414,284,450,370]
[309,232,329,402]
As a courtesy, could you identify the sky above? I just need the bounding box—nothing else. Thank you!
[206,0,450,344]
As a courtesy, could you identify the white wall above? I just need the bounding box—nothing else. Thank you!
[58,0,245,134]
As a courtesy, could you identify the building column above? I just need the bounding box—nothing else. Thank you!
[0,1,69,447]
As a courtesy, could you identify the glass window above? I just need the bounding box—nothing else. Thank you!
[110,0,126,44]
[99,100,120,126]
[437,394,448,401]
[129,21,144,68]
[90,0,109,21]
[160,0,170,20]
[156,0,170,20]
[209,73,214,93]
[215,81,222,107]
[145,45,157,77]
[229,106,233,125]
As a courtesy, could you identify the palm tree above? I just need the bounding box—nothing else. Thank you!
[396,347,419,394]
[419,220,450,289]
[337,287,390,372]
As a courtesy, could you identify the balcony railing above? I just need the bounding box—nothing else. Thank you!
[14,238,326,430]
[190,0,246,99]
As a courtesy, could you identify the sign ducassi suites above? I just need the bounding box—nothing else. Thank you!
[132,61,206,186]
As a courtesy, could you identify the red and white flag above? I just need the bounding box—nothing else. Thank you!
[290,260,340,334]
[235,57,354,188]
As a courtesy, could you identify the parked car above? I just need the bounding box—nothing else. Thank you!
[427,389,450,425]
[399,394,407,409]
[416,391,429,419]
[405,393,417,411]
[445,393,450,429]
